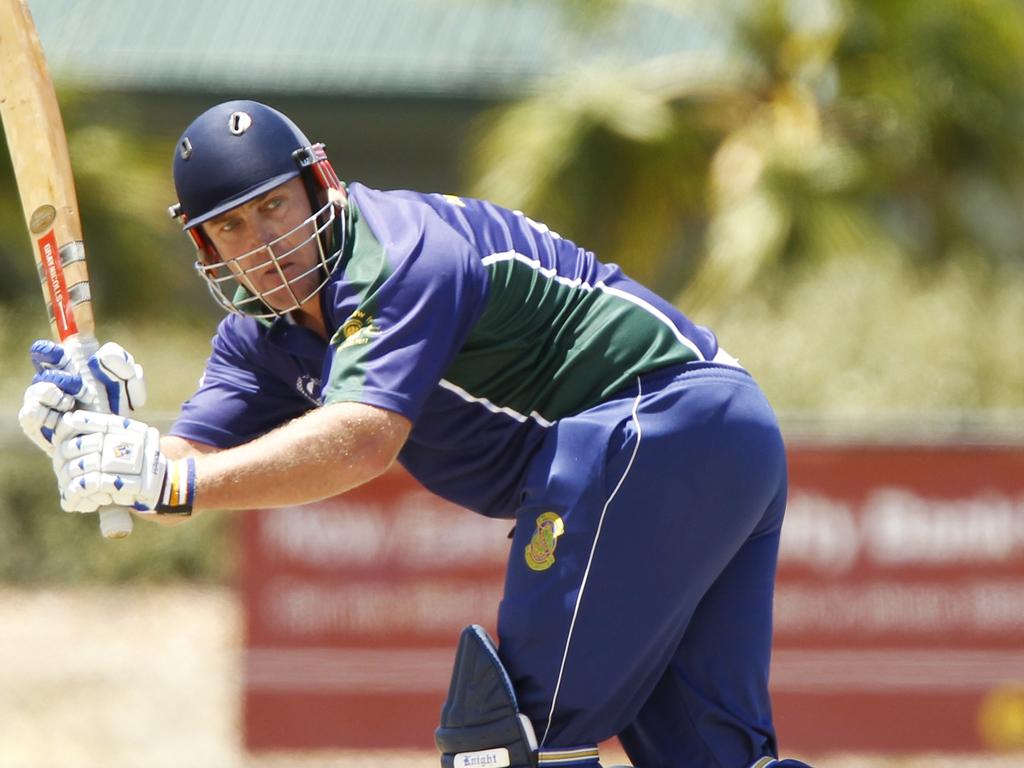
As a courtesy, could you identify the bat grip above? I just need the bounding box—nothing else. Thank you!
[64,334,134,540]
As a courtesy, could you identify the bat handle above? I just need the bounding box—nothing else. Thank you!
[64,334,134,540]
[99,507,134,540]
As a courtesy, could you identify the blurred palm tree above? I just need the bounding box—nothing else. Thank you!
[468,0,1024,313]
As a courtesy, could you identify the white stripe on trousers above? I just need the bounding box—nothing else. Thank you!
[540,376,646,746]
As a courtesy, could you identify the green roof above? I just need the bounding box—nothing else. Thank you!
[29,0,730,97]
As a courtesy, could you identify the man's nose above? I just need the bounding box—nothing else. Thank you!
[241,217,278,256]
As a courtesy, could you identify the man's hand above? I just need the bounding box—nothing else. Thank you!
[18,340,147,456]
[52,411,194,515]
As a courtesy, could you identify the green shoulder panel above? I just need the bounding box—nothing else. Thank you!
[443,256,697,421]
[321,203,393,404]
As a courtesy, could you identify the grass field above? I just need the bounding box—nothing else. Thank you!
[1,586,1021,768]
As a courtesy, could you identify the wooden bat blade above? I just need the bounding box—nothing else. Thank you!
[0,0,95,340]
[0,0,131,540]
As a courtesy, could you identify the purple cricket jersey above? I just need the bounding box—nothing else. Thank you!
[170,183,719,517]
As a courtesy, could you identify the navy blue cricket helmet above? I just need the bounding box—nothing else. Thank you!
[172,100,307,228]
[168,100,346,317]
[170,99,341,230]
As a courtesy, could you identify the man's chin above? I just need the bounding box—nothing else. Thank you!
[264,282,320,313]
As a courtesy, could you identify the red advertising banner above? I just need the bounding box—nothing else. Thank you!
[772,444,1024,754]
[242,481,509,751]
[242,442,1024,754]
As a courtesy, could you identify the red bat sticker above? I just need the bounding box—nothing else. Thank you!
[35,227,77,340]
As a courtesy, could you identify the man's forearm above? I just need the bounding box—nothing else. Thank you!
[188,401,410,512]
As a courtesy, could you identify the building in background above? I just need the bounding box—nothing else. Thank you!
[30,0,725,192]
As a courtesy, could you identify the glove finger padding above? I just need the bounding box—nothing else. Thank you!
[88,342,146,415]
[30,339,72,374]
[20,340,83,456]
[59,472,107,513]
[59,450,103,482]
[61,472,148,513]
[19,379,80,455]
[56,431,106,463]
[53,410,125,444]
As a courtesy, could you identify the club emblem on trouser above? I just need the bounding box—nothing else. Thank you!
[525,511,565,571]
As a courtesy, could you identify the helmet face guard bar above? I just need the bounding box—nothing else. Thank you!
[195,199,339,319]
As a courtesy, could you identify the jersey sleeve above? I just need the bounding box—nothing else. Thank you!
[168,317,314,448]
[321,189,489,422]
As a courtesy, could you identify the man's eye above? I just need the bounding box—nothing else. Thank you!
[264,197,284,211]
[220,220,239,233]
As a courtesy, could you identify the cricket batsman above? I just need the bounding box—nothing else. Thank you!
[19,100,813,768]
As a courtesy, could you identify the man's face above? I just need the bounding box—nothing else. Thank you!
[202,176,322,311]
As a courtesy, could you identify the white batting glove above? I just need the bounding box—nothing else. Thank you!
[52,411,195,515]
[18,341,86,455]
[18,340,147,456]
[86,341,147,416]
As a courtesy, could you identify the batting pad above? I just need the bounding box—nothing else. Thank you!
[435,624,539,768]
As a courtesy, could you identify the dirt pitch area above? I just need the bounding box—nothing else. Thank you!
[1,587,1021,768]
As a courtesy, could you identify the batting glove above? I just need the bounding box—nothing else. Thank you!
[52,411,194,515]
[19,341,86,455]
[17,340,147,456]
[85,341,147,416]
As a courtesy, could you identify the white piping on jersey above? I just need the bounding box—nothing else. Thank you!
[438,378,554,428]
[480,251,706,361]
[540,375,645,747]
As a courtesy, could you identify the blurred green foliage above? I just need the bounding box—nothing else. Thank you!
[470,0,1024,307]
[469,0,1024,414]
[0,447,235,585]
[2,0,1023,584]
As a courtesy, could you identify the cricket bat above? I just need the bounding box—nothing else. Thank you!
[0,0,133,539]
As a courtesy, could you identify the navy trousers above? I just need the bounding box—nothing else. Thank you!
[498,362,787,768]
